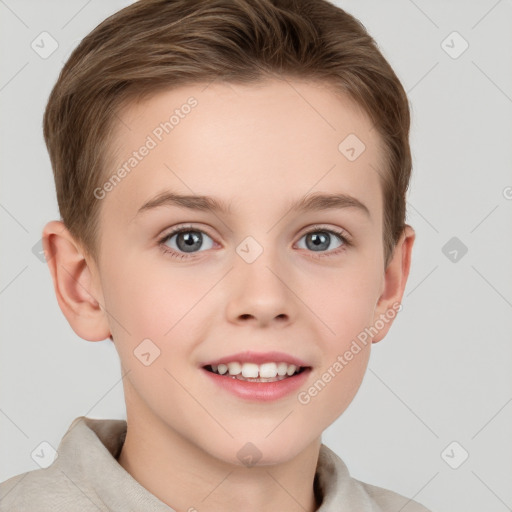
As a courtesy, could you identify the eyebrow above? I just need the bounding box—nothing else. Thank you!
[135,190,370,218]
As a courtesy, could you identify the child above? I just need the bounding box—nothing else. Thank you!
[0,0,431,510]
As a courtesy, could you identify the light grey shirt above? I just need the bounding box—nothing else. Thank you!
[0,416,431,511]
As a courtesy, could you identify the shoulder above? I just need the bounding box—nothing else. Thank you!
[0,416,122,511]
[0,466,101,511]
[355,478,432,512]
[316,444,433,512]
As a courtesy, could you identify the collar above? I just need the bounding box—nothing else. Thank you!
[49,416,409,511]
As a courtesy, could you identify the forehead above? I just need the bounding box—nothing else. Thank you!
[102,78,385,225]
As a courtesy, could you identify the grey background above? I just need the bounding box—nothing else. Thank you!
[1,1,511,511]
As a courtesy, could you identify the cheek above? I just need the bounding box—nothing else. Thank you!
[102,257,216,378]
[304,262,381,339]
[303,346,371,425]
[101,252,201,333]
[300,263,378,405]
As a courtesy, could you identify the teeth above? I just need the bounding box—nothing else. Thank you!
[241,363,259,378]
[228,362,242,375]
[259,362,277,378]
[276,362,288,376]
[208,361,303,378]
[286,364,297,376]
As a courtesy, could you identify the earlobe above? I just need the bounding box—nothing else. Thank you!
[371,224,415,343]
[42,220,111,342]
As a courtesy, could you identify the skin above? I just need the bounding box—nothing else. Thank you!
[43,78,414,512]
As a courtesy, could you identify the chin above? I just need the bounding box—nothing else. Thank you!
[212,435,308,469]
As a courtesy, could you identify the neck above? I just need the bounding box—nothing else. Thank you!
[117,403,322,511]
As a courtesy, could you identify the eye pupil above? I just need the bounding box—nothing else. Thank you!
[177,231,202,252]
[307,232,330,251]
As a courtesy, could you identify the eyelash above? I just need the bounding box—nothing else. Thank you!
[157,225,352,260]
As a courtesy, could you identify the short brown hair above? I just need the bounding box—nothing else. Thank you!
[43,0,411,268]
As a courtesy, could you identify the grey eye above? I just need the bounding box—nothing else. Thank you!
[164,230,214,253]
[296,231,343,252]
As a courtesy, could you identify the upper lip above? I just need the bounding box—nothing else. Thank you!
[200,350,311,368]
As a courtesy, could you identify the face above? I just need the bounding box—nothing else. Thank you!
[91,78,391,465]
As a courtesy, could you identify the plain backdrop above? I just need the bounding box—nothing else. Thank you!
[1,1,511,511]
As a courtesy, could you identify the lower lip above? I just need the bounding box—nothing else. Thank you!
[202,367,311,402]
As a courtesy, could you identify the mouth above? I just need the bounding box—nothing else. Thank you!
[202,362,310,383]
[200,352,312,401]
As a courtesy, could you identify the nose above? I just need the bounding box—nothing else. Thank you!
[225,248,296,328]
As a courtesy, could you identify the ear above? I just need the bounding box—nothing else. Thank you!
[371,224,415,343]
[42,220,111,342]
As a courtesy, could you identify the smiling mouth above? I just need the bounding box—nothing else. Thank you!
[203,362,310,382]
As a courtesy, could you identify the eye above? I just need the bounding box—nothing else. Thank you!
[296,227,350,255]
[158,224,351,260]
[158,226,215,259]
